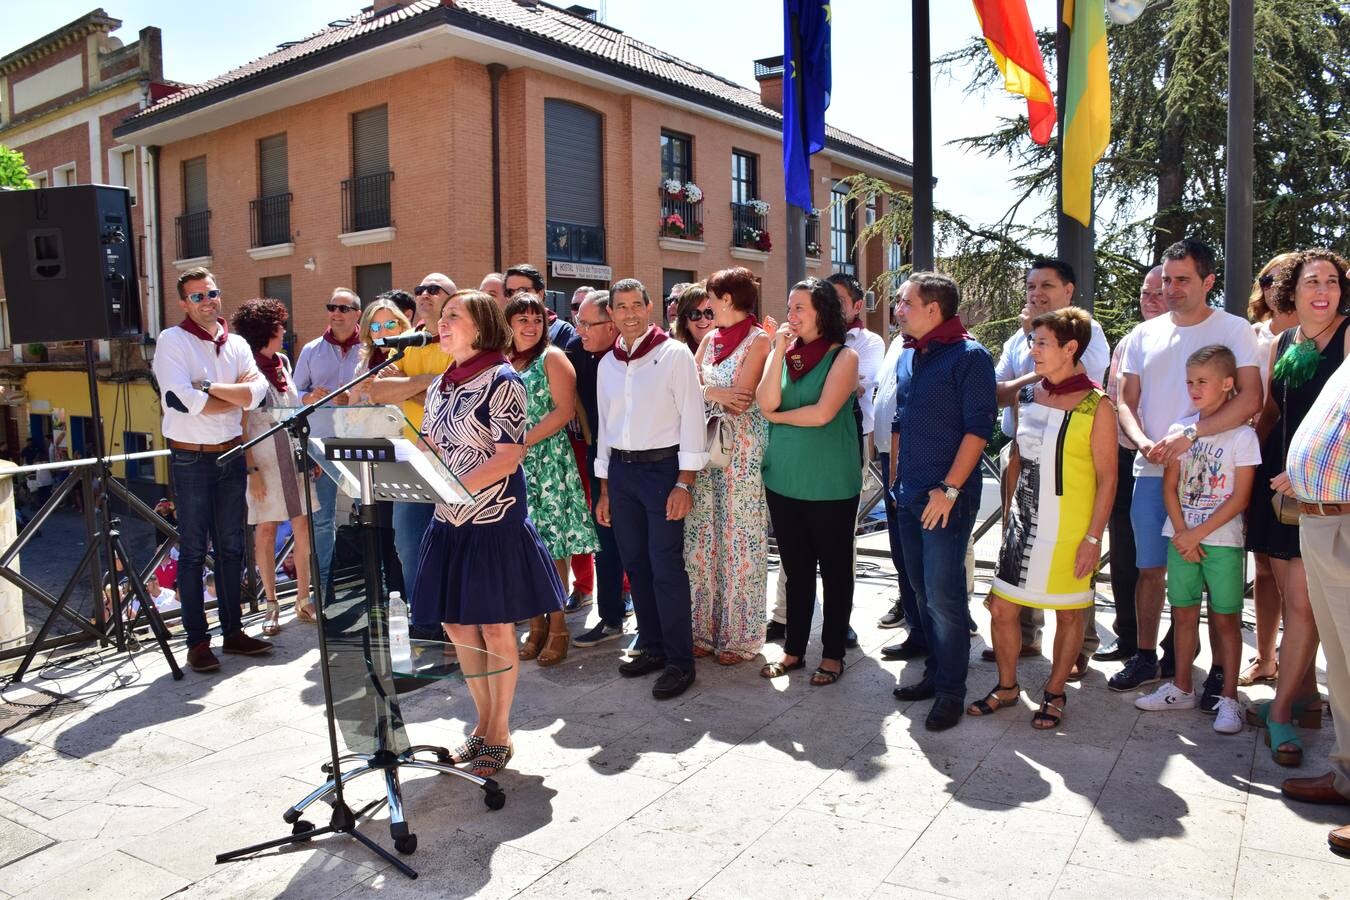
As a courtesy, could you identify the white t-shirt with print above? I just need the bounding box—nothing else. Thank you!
[1119,308,1260,477]
[1161,414,1262,547]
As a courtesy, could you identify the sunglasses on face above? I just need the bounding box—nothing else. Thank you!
[685,308,715,322]
[326,303,359,313]
[186,289,222,303]
[414,284,448,296]
[370,320,402,333]
[1259,274,1275,288]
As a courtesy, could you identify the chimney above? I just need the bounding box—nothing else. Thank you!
[754,56,785,112]
[372,0,404,14]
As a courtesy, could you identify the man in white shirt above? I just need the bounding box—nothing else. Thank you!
[1110,238,1262,692]
[989,258,1111,670]
[594,278,707,700]
[873,283,917,633]
[151,267,271,673]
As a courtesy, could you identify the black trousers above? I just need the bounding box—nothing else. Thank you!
[1108,445,1139,653]
[766,488,859,661]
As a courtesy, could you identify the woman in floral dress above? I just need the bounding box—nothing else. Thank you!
[686,268,772,664]
[505,293,598,667]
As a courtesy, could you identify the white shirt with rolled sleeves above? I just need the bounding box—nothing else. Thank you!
[995,316,1111,436]
[846,324,886,438]
[594,331,708,479]
[872,333,909,455]
[152,323,267,444]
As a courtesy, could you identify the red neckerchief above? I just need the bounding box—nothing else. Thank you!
[254,352,288,393]
[1042,373,1099,395]
[785,336,833,382]
[612,325,668,363]
[438,351,508,393]
[179,317,228,355]
[710,316,758,366]
[322,327,360,353]
[903,315,973,352]
[368,347,389,370]
[848,316,864,330]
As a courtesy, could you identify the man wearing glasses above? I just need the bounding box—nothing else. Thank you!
[294,287,363,601]
[152,267,271,672]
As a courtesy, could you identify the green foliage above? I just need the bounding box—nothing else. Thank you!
[0,144,35,189]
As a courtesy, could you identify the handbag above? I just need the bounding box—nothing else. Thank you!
[1270,380,1301,526]
[705,415,733,469]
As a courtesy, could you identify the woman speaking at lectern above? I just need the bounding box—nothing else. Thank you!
[411,289,565,778]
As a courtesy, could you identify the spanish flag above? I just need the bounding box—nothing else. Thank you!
[1061,0,1111,226]
[971,1,1056,146]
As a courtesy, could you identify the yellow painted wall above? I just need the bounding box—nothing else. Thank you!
[21,372,166,484]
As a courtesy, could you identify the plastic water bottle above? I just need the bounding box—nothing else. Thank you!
[388,591,411,668]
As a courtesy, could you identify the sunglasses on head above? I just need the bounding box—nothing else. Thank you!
[1259,274,1275,288]
[414,284,448,296]
[685,308,715,322]
[326,303,359,313]
[370,320,402,333]
[186,289,222,303]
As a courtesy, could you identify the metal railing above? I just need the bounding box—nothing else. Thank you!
[546,220,606,263]
[659,188,703,241]
[805,213,821,257]
[250,192,293,247]
[341,171,394,233]
[730,201,768,250]
[175,209,211,260]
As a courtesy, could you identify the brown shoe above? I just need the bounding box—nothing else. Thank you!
[981,645,1040,662]
[221,631,274,656]
[1331,824,1350,858]
[1282,772,1350,806]
[186,641,220,673]
[1065,653,1091,682]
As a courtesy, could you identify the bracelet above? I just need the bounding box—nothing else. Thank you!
[673,481,693,495]
[1083,534,1101,546]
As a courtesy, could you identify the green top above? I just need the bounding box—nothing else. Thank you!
[762,347,863,501]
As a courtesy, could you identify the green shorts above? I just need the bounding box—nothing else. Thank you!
[1166,544,1245,615]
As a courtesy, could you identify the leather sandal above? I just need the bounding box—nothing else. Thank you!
[967,683,1020,717]
[1032,691,1066,730]
[760,658,806,679]
[1266,720,1303,767]
[294,596,318,624]
[469,744,511,777]
[1246,696,1324,729]
[716,651,748,666]
[537,612,570,666]
[450,734,486,765]
[1237,655,1278,687]
[262,600,282,637]
[519,615,548,661]
[810,664,844,686]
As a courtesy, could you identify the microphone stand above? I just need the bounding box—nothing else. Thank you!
[214,347,417,877]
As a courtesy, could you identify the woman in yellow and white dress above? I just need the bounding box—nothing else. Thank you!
[970,307,1117,729]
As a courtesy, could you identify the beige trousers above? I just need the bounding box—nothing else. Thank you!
[1299,512,1350,796]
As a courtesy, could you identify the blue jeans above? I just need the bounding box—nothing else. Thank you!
[878,453,921,639]
[897,491,978,701]
[588,445,627,627]
[608,455,691,669]
[394,501,434,625]
[169,448,247,647]
[312,472,338,601]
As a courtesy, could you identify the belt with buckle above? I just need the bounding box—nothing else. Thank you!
[614,445,679,464]
[1298,501,1348,517]
[168,437,242,454]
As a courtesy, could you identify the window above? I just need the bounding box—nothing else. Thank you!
[731,150,758,205]
[262,275,294,356]
[178,156,210,259]
[662,268,697,323]
[109,147,137,204]
[254,134,291,246]
[830,181,857,275]
[346,106,392,232]
[54,163,76,186]
[31,172,47,189]
[183,157,208,211]
[123,432,155,481]
[545,99,605,263]
[354,264,392,307]
[660,131,691,184]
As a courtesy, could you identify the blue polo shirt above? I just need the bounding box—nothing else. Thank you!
[891,337,996,505]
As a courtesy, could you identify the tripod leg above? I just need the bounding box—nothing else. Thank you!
[347,828,418,879]
[215,823,339,863]
[110,532,184,680]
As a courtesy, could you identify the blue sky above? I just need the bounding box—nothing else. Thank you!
[8,1,1064,240]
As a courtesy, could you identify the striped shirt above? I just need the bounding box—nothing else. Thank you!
[1287,355,1350,504]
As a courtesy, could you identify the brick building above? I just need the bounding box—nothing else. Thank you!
[115,0,913,350]
[0,10,180,490]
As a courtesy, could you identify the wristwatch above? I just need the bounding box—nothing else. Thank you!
[196,379,213,396]
[1182,423,1198,442]
[939,481,960,502]
[673,481,694,495]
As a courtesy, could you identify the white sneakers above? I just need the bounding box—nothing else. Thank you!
[1135,681,1197,711]
[1135,682,1245,735]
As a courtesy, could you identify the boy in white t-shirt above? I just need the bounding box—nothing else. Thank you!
[1136,346,1259,734]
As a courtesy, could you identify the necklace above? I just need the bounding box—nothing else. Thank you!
[1272,316,1341,389]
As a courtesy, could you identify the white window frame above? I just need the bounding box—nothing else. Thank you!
[53,162,76,186]
[108,145,137,205]
[31,171,48,189]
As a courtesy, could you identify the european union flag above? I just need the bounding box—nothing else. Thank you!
[783,0,832,211]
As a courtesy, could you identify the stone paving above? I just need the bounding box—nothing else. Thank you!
[0,544,1345,899]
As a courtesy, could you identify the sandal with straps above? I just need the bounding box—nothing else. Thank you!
[262,600,282,637]
[469,744,512,777]
[1246,696,1324,728]
[760,658,806,679]
[450,734,486,765]
[810,664,844,686]
[537,620,571,667]
[294,595,318,624]
[967,683,1020,717]
[1032,691,1066,730]
[1265,720,1304,767]
[1237,656,1278,687]
[519,615,548,661]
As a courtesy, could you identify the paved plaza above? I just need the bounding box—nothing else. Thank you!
[0,535,1345,899]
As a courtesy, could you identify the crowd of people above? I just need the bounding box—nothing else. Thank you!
[148,240,1350,855]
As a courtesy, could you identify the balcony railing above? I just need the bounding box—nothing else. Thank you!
[249,192,293,247]
[659,189,703,241]
[175,209,211,260]
[341,171,394,233]
[546,220,605,263]
[730,202,769,252]
[805,213,821,257]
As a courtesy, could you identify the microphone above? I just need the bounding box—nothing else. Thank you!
[373,331,436,350]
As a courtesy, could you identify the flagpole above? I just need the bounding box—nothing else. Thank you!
[786,13,806,291]
[911,0,934,271]
[1223,0,1253,316]
[1055,0,1094,311]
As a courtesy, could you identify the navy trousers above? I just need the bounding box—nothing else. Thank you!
[588,445,628,628]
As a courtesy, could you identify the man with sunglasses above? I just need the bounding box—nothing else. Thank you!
[363,273,457,638]
[152,267,272,672]
[294,287,364,601]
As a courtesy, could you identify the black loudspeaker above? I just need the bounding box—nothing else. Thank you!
[0,184,142,343]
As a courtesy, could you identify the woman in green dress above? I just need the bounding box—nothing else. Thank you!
[506,293,599,667]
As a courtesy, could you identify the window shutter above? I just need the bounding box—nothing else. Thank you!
[259,134,288,197]
[351,106,389,177]
[183,157,207,212]
[544,100,603,227]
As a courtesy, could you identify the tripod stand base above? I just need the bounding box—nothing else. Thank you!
[215,797,418,879]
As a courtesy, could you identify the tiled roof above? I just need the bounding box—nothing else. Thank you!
[122,0,911,176]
